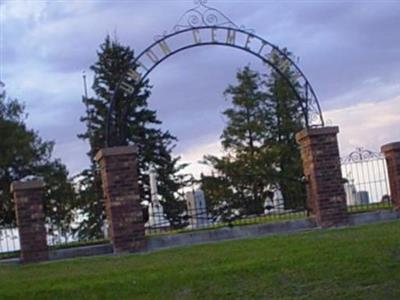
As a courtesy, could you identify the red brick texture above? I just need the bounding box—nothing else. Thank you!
[95,146,145,253]
[381,142,400,211]
[296,127,348,227]
[10,180,48,263]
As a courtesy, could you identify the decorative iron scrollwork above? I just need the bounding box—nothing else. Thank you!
[172,0,252,32]
[341,147,383,164]
[106,0,325,146]
[154,0,254,42]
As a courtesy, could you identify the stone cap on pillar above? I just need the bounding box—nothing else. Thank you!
[95,145,138,162]
[381,142,400,153]
[10,179,45,193]
[296,126,339,143]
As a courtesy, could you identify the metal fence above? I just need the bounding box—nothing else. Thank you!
[144,187,308,236]
[341,147,392,213]
[0,225,20,257]
[2,148,393,255]
[0,220,109,259]
[46,219,109,250]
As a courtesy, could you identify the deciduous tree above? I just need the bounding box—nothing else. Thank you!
[0,87,75,233]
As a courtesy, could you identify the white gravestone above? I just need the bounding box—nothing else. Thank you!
[355,191,369,205]
[185,189,209,228]
[264,189,285,213]
[344,182,357,206]
[146,165,170,228]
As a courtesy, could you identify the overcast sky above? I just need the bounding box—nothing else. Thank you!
[1,0,400,177]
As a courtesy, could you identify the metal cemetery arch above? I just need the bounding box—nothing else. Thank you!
[106,0,324,146]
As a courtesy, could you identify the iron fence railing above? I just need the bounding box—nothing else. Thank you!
[0,221,109,259]
[146,208,308,236]
[0,225,20,257]
[2,147,394,254]
[341,147,392,213]
[144,193,308,236]
[46,220,109,249]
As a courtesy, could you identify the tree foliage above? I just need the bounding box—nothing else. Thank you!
[202,49,307,216]
[77,36,188,237]
[0,88,75,232]
[263,49,306,209]
[203,67,274,216]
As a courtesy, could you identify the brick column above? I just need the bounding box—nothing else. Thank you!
[95,146,145,253]
[296,126,348,227]
[10,180,48,263]
[381,142,400,211]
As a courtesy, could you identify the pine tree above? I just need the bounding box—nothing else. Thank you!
[73,168,104,240]
[203,67,274,216]
[263,49,306,209]
[202,49,308,215]
[77,36,187,237]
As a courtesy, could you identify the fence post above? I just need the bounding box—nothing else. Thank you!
[381,142,400,211]
[95,145,145,253]
[296,126,348,227]
[10,180,48,263]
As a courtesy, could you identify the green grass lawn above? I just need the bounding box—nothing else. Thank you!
[1,220,399,300]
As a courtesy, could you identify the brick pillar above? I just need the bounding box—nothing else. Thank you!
[381,142,400,211]
[296,126,348,227]
[10,180,48,263]
[95,146,145,253]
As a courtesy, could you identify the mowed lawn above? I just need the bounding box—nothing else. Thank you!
[0,220,399,300]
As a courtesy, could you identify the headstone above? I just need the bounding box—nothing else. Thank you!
[264,189,285,213]
[146,165,170,228]
[355,191,369,205]
[185,189,209,228]
[344,182,357,205]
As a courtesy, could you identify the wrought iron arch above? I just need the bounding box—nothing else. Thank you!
[106,0,324,146]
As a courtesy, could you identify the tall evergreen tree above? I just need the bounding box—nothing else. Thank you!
[77,36,188,237]
[263,49,306,209]
[202,49,308,215]
[203,67,274,216]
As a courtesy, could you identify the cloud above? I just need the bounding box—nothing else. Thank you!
[177,135,222,179]
[2,0,400,177]
[178,94,400,179]
[325,95,400,155]
[52,138,91,176]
